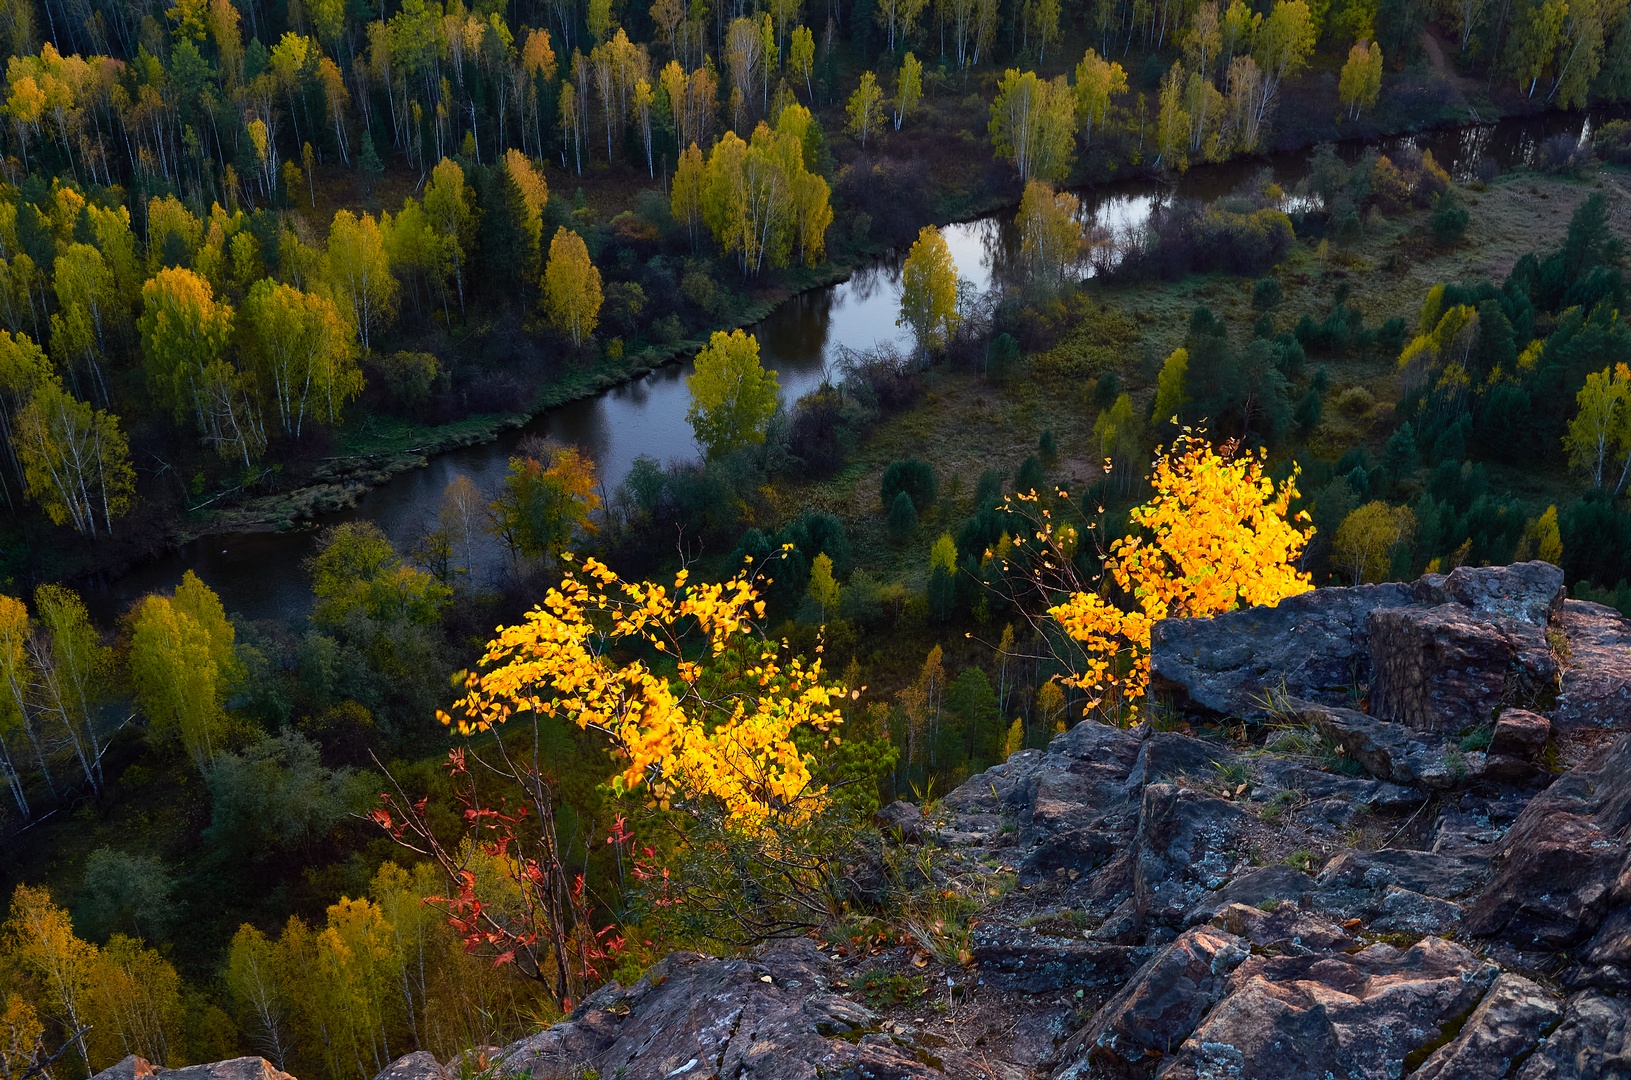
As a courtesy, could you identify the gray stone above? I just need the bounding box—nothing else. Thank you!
[970,927,1147,992]
[495,939,976,1079]
[1296,698,1485,788]
[1515,991,1631,1079]
[1131,784,1252,928]
[1553,599,1631,733]
[372,1053,445,1080]
[1149,582,1413,718]
[1368,602,1559,735]
[90,1058,160,1080]
[1410,562,1565,626]
[160,1060,298,1080]
[1491,708,1552,759]
[1158,938,1499,1080]
[1368,886,1465,938]
[876,799,926,842]
[1121,732,1238,790]
[1181,865,1316,927]
[1315,848,1491,901]
[1466,736,1631,950]
[1056,926,1249,1078]
[1210,902,1357,955]
[1414,973,1563,1080]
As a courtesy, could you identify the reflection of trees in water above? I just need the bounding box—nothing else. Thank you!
[845,263,888,303]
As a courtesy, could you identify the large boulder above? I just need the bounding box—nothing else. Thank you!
[1552,599,1631,733]
[495,939,976,1079]
[1149,582,1413,718]
[1156,937,1498,1080]
[1367,563,1564,734]
[1465,736,1631,951]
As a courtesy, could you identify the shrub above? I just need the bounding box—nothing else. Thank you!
[1431,189,1470,246]
[1253,276,1284,310]
[881,458,937,512]
[369,351,441,413]
[1536,132,1591,175]
[1593,120,1631,165]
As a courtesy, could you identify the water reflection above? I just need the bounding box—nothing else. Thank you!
[86,109,1612,623]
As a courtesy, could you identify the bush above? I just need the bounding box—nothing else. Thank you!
[986,333,1021,382]
[1536,133,1591,175]
[1593,120,1631,164]
[1253,276,1284,310]
[881,458,937,512]
[369,351,441,413]
[78,849,176,943]
[1431,189,1470,246]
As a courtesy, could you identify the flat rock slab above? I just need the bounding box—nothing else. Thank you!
[971,928,1147,992]
[1553,599,1631,733]
[1156,937,1498,1080]
[1296,698,1486,788]
[1149,582,1413,718]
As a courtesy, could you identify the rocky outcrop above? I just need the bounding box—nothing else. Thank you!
[492,938,980,1079]
[1552,599,1631,732]
[1149,582,1412,717]
[92,1060,295,1080]
[166,564,1631,1080]
[1465,735,1631,954]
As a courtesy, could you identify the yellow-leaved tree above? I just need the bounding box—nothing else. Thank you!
[375,556,856,1006]
[1011,433,1312,721]
[898,224,960,355]
[542,227,603,347]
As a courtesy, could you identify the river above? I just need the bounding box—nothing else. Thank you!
[91,109,1602,624]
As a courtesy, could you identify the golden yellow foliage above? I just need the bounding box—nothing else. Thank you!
[1039,433,1312,719]
[440,559,846,828]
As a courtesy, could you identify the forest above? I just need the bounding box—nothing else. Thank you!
[2,0,1631,1074]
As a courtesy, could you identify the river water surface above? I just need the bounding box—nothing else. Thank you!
[95,110,1602,623]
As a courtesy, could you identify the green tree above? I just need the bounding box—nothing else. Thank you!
[77,849,175,943]
[489,446,602,563]
[1016,180,1081,284]
[422,158,477,313]
[1333,501,1417,584]
[310,523,451,629]
[928,533,959,622]
[686,329,780,458]
[881,457,937,512]
[846,70,884,147]
[129,572,237,773]
[240,279,361,437]
[806,552,840,622]
[12,379,134,536]
[988,69,1076,183]
[1151,347,1189,427]
[899,225,960,355]
[325,210,397,351]
[542,227,603,346]
[1094,392,1144,495]
[888,489,919,544]
[1338,39,1382,119]
[894,52,922,129]
[1074,49,1129,143]
[1565,362,1631,490]
[33,584,112,792]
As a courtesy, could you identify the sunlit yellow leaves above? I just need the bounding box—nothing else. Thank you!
[441,561,844,830]
[1044,433,1312,719]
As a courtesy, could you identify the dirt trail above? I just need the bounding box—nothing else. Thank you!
[1420,31,1480,119]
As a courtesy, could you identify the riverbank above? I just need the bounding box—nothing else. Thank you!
[195,98,1600,547]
